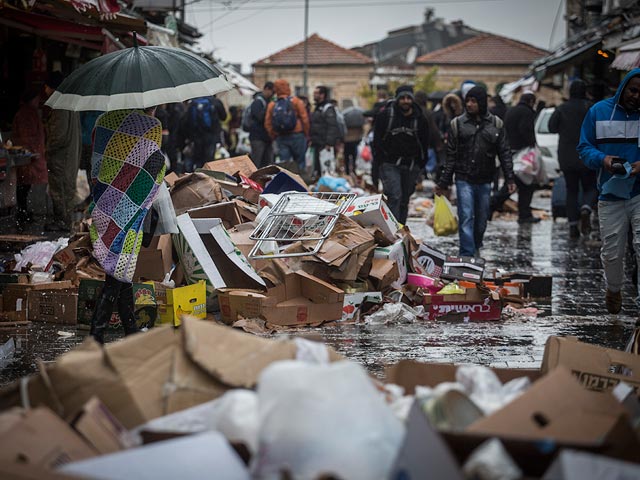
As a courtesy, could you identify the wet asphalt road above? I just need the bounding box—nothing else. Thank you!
[0,195,637,384]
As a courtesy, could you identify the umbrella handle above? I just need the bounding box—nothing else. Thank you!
[132,31,139,49]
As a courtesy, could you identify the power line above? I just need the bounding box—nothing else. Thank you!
[189,0,506,11]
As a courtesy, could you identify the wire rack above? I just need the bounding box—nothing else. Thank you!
[249,191,357,259]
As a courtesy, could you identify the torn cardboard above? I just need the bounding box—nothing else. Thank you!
[170,172,226,215]
[203,155,257,178]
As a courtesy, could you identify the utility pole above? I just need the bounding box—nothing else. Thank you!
[303,0,309,95]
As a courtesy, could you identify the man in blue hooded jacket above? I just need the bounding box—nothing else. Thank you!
[578,68,640,315]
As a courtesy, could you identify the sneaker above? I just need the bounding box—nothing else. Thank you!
[569,225,580,239]
[518,216,541,224]
[580,208,591,236]
[605,289,622,314]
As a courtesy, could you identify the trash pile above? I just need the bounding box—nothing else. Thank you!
[0,156,553,329]
[0,318,638,479]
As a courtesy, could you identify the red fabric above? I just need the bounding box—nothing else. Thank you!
[12,104,48,186]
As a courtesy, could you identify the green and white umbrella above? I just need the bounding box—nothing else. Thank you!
[45,41,232,111]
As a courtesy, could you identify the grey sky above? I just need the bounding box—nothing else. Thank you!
[187,0,565,73]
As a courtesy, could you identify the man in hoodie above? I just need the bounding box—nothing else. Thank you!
[578,69,640,316]
[373,85,430,224]
[265,79,310,168]
[549,79,595,239]
[435,86,515,257]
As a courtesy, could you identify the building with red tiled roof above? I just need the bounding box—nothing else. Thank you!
[415,33,548,94]
[252,34,374,107]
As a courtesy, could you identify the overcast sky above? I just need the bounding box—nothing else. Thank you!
[186,0,565,73]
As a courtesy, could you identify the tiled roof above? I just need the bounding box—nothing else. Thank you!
[416,33,547,65]
[253,33,373,66]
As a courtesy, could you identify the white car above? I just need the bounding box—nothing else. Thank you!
[535,107,560,183]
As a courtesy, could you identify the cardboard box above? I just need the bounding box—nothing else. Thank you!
[250,165,308,194]
[0,407,96,469]
[385,359,541,394]
[27,288,78,324]
[133,248,165,282]
[442,256,485,284]
[77,280,157,329]
[423,289,502,321]
[342,291,383,321]
[219,271,345,326]
[170,172,226,215]
[373,239,408,288]
[496,273,553,298]
[203,155,257,178]
[187,202,243,229]
[2,281,74,323]
[0,317,341,429]
[60,432,250,480]
[155,280,207,327]
[344,194,400,241]
[368,258,399,291]
[541,336,640,395]
[413,243,447,278]
[70,397,134,455]
[173,215,265,308]
[466,367,640,463]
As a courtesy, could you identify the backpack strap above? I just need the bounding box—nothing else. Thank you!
[383,105,395,141]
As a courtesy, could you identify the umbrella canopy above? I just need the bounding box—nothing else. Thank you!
[45,45,232,111]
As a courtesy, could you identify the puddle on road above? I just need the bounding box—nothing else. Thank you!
[0,213,636,385]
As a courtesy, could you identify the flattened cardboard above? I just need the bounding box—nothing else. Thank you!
[70,397,133,455]
[423,292,502,321]
[218,271,345,326]
[0,407,96,469]
[344,194,400,241]
[170,172,225,215]
[203,155,257,178]
[369,258,399,291]
[542,336,640,395]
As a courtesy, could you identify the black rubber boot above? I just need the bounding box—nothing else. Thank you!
[118,282,139,336]
[90,284,118,344]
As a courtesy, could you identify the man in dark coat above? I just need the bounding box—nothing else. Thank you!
[374,85,430,224]
[548,79,595,238]
[504,91,539,223]
[435,86,515,257]
[248,81,275,168]
[310,85,340,176]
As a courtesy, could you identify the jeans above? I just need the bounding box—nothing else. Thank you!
[250,139,274,168]
[276,132,307,169]
[380,162,420,224]
[456,181,491,257]
[598,195,640,304]
[564,168,598,225]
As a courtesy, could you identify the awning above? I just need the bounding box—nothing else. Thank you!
[66,0,120,19]
[611,39,640,70]
[533,39,601,79]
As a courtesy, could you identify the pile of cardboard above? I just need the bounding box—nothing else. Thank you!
[0,319,638,478]
[0,157,553,329]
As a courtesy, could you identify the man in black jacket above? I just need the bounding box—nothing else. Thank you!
[503,91,539,223]
[548,79,595,238]
[248,81,274,168]
[435,86,515,257]
[373,85,430,224]
[310,85,340,176]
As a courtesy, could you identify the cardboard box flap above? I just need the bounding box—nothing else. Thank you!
[542,336,640,392]
[203,155,257,178]
[181,316,297,388]
[467,367,633,446]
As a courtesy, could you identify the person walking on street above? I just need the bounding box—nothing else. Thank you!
[179,96,227,171]
[342,105,365,175]
[265,79,309,169]
[11,87,48,231]
[435,86,515,257]
[310,86,340,177]
[88,108,166,344]
[44,72,82,232]
[503,91,539,224]
[549,79,596,239]
[373,85,430,224]
[247,81,274,168]
[577,68,640,317]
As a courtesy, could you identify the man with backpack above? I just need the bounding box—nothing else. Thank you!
[243,81,274,168]
[373,85,430,225]
[342,105,366,175]
[265,79,310,169]
[310,86,340,177]
[435,86,515,257]
[180,96,227,171]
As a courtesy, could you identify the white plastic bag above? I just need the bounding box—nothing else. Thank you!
[456,365,531,415]
[152,182,178,235]
[252,360,405,480]
[319,147,336,176]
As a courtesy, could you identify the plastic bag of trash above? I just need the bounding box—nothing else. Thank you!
[437,282,465,295]
[456,365,531,415]
[463,438,522,480]
[364,302,424,325]
[14,238,68,272]
[253,360,405,480]
[315,175,351,193]
[433,194,458,236]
